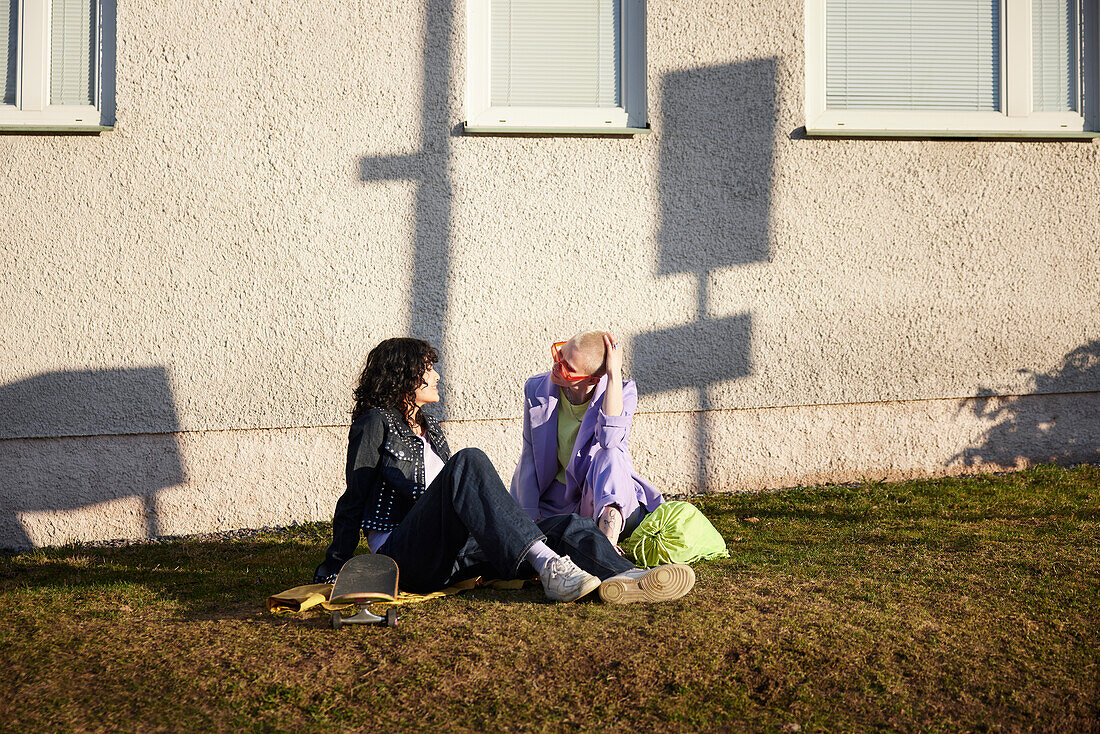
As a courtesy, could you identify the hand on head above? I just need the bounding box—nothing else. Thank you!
[602,332,623,378]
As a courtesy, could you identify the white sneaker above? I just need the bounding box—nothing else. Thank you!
[598,564,695,604]
[540,555,602,603]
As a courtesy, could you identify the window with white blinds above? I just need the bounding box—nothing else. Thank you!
[806,0,1097,136]
[1033,0,1077,111]
[466,0,646,132]
[825,0,1000,111]
[490,0,620,108]
[1,0,108,129]
[2,0,16,105]
[50,0,95,106]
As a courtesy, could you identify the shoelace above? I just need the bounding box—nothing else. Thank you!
[546,556,572,579]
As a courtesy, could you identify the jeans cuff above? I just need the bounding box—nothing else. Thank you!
[513,533,548,576]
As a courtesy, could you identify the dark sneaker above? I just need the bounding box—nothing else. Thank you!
[598,564,695,604]
[540,555,602,603]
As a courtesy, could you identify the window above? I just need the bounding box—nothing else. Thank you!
[465,0,647,133]
[1,0,112,130]
[805,0,1099,137]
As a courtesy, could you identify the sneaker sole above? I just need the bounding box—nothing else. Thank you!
[598,564,696,604]
[552,574,602,603]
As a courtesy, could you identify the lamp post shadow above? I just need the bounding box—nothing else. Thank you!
[633,59,779,494]
[359,0,456,384]
[355,8,779,488]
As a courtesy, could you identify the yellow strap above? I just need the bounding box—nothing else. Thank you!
[267,576,533,615]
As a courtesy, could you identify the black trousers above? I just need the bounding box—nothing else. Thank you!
[377,448,635,593]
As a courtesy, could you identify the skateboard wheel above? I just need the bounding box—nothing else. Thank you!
[331,611,342,629]
[385,606,397,627]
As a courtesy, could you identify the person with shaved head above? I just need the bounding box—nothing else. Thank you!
[510,331,665,548]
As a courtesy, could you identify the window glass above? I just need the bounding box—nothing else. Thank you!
[490,0,620,108]
[2,0,16,105]
[50,0,95,106]
[1033,0,1077,111]
[825,0,1000,111]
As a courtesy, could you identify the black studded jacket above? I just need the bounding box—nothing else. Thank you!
[315,406,451,582]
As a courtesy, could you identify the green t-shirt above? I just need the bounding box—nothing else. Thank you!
[555,389,590,485]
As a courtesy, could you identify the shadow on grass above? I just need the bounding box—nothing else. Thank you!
[0,531,327,620]
[5,466,1096,621]
[3,472,1098,733]
[0,526,552,622]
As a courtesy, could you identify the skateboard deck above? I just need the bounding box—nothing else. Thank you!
[329,554,400,628]
[330,554,399,604]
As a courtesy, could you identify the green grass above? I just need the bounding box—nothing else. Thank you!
[1,464,1098,732]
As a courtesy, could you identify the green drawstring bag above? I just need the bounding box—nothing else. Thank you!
[621,501,731,567]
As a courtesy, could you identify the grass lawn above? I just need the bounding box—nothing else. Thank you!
[1,464,1097,733]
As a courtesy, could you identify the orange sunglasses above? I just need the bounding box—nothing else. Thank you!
[550,341,593,382]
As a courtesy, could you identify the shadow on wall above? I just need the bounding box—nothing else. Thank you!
[953,340,1100,468]
[359,0,455,379]
[632,59,778,492]
[0,367,185,550]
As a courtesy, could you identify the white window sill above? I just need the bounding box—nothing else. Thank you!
[0,124,113,133]
[804,110,1096,140]
[805,127,1100,140]
[463,122,650,135]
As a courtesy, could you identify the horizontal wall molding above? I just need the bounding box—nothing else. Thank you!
[4,390,1098,549]
[3,389,1097,442]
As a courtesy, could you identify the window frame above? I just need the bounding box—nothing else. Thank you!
[804,0,1100,138]
[1,0,112,131]
[464,0,648,134]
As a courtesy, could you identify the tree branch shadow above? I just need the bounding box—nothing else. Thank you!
[952,340,1100,468]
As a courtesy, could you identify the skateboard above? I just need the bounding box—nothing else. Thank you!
[329,554,400,629]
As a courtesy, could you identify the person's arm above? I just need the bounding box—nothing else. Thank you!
[509,380,543,521]
[594,376,639,545]
[601,332,624,418]
[316,412,385,580]
[596,334,634,452]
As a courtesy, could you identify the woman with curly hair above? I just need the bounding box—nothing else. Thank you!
[314,337,695,604]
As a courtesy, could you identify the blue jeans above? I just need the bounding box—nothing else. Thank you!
[379,448,634,593]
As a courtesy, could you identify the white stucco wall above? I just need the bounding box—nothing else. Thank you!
[2,0,1098,549]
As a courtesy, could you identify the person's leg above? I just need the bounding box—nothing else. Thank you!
[446,536,498,586]
[536,514,635,580]
[585,446,642,527]
[620,504,647,538]
[380,448,546,593]
[423,525,602,603]
[534,513,696,603]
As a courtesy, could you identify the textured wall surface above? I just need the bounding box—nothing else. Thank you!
[2,0,1098,549]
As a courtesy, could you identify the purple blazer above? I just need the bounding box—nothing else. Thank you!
[509,371,663,522]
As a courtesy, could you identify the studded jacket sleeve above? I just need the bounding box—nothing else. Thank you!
[315,411,386,581]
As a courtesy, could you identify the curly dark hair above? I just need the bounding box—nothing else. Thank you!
[351,338,439,423]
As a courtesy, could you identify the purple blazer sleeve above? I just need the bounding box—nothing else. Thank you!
[509,378,542,521]
[595,378,638,451]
